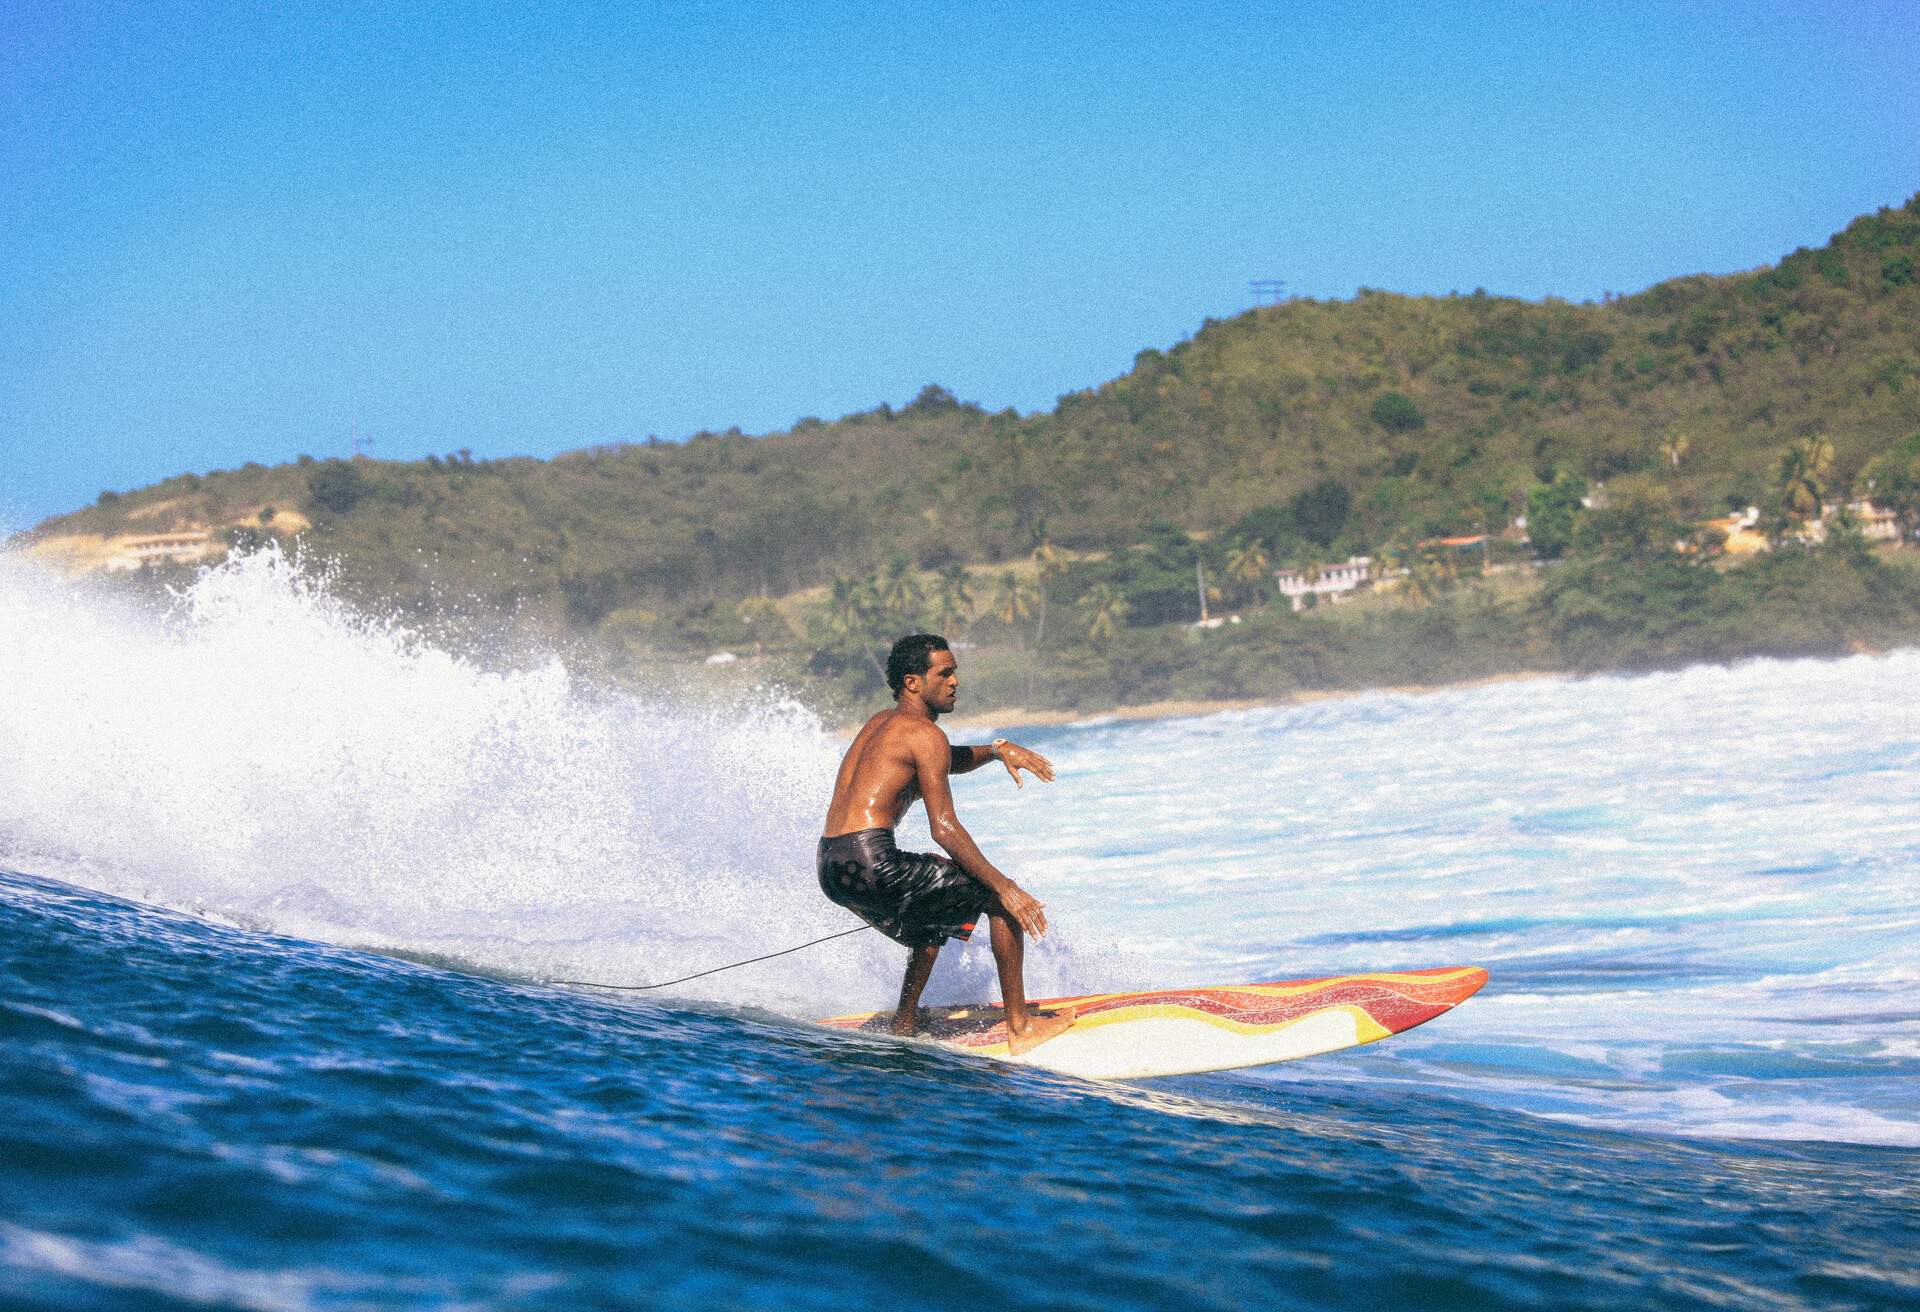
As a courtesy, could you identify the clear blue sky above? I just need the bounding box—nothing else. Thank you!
[3,1,1916,527]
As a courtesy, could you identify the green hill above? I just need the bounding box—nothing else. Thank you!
[18,194,1920,713]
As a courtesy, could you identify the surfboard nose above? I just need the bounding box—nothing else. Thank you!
[1421,965,1490,1005]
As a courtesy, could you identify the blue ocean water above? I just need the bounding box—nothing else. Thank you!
[3,549,1918,1309]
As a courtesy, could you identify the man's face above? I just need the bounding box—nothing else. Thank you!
[910,649,960,712]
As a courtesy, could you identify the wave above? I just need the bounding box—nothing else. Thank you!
[0,547,969,1014]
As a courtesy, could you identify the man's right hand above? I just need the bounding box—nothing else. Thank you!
[998,881,1048,937]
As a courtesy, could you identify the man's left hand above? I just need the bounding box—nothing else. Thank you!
[994,739,1055,788]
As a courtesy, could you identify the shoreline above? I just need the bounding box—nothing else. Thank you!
[933,638,1909,736]
[930,670,1558,735]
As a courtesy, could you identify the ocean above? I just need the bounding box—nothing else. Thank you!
[2,547,1916,1310]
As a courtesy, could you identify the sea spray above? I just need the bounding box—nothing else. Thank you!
[0,547,1088,1014]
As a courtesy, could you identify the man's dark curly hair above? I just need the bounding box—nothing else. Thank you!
[887,633,950,697]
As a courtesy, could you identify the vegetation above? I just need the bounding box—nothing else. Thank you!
[18,195,1920,719]
[1861,433,1920,539]
[804,534,1920,716]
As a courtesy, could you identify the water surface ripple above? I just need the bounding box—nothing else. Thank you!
[4,869,1915,1312]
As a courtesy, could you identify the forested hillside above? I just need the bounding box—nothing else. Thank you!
[18,195,1920,713]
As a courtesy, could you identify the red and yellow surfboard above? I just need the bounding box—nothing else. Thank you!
[819,966,1488,1080]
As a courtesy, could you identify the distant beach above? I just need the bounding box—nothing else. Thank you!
[935,670,1556,735]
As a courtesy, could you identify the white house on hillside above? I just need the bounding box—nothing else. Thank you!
[1275,556,1373,612]
[105,531,218,572]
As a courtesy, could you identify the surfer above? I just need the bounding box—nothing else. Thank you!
[819,633,1076,1055]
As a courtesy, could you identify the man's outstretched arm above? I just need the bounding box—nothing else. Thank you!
[915,731,1048,936]
[949,739,1055,788]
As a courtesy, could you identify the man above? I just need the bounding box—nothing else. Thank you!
[819,633,1076,1054]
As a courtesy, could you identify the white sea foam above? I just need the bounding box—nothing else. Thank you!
[0,548,953,1013]
[961,643,1920,1146]
[3,545,1918,1143]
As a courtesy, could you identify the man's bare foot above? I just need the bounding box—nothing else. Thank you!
[1005,1006,1077,1056]
[888,1008,921,1037]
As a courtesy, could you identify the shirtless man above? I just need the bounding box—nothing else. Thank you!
[818,633,1076,1055]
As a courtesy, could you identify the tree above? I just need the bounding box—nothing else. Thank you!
[1755,490,1795,549]
[306,461,366,516]
[1526,471,1587,559]
[1076,583,1131,646]
[1029,542,1066,650]
[1660,430,1691,471]
[1861,434,1920,543]
[1822,505,1870,561]
[904,383,962,414]
[1224,537,1272,606]
[1291,478,1351,549]
[930,565,974,633]
[734,596,790,652]
[1382,536,1463,608]
[985,571,1035,636]
[225,524,268,553]
[1682,310,1721,355]
[1370,391,1425,433]
[827,576,887,680]
[986,570,1038,702]
[1574,478,1686,564]
[876,556,923,622]
[1778,435,1835,525]
[1400,549,1450,608]
[1228,505,1301,555]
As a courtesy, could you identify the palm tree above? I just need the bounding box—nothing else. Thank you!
[1077,582,1131,647]
[1660,430,1691,471]
[1029,542,1065,650]
[1398,562,1432,609]
[876,556,923,623]
[1779,435,1836,525]
[931,565,973,634]
[986,571,1034,634]
[827,576,887,680]
[1225,537,1271,607]
[986,570,1038,701]
[1401,549,1449,608]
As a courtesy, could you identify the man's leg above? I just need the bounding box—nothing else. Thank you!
[891,941,941,1035]
[986,909,1076,1055]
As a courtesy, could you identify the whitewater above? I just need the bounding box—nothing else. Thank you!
[2,547,1916,1310]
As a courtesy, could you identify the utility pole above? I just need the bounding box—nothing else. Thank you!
[1196,558,1210,623]
[1249,279,1288,306]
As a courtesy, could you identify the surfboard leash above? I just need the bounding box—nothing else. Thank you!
[548,923,875,992]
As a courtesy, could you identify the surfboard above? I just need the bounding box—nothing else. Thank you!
[818,966,1487,1081]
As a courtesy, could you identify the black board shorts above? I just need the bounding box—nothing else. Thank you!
[817,829,990,948]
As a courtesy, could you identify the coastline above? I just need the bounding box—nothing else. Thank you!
[930,670,1557,735]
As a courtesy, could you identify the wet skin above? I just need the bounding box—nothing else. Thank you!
[823,648,1075,1053]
